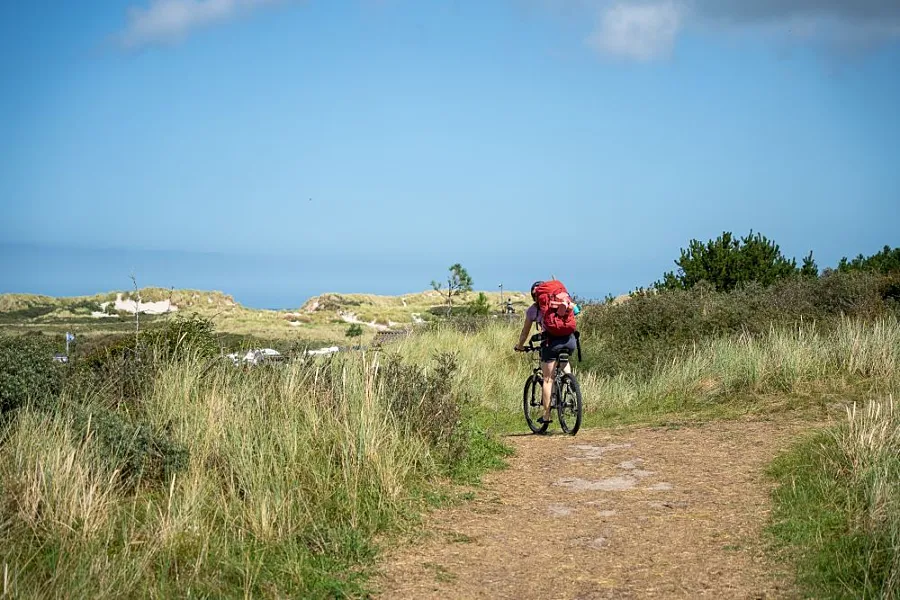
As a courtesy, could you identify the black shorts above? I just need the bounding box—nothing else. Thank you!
[540,334,577,363]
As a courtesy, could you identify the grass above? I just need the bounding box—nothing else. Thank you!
[0,349,508,598]
[387,315,899,597]
[389,316,900,430]
[0,288,531,346]
[769,395,900,599]
[2,294,899,597]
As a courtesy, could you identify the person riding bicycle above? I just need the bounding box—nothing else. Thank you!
[514,280,579,425]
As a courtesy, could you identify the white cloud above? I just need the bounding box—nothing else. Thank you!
[539,0,900,60]
[587,1,683,60]
[690,0,900,51]
[119,0,284,48]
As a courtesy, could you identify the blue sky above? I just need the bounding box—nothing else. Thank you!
[1,1,898,306]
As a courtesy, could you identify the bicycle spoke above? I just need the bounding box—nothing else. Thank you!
[556,374,582,435]
[523,374,548,434]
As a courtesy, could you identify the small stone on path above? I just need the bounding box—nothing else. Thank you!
[548,504,574,517]
[554,476,637,492]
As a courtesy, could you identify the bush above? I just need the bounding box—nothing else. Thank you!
[67,401,188,488]
[76,315,218,404]
[839,245,900,275]
[579,271,891,377]
[0,335,64,415]
[657,230,811,292]
[468,292,491,316]
[345,323,364,341]
[379,352,468,470]
[0,335,188,490]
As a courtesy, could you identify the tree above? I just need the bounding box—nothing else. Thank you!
[468,292,491,316]
[838,245,900,275]
[800,251,819,278]
[431,263,474,316]
[345,324,363,346]
[657,231,805,292]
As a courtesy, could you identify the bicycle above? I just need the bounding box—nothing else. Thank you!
[516,333,583,435]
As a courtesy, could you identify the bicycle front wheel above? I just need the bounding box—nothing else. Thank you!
[523,374,548,435]
[556,373,582,435]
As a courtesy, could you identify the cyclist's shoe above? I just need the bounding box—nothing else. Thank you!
[537,415,553,425]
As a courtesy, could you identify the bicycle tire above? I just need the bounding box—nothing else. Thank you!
[523,374,548,435]
[556,373,583,435]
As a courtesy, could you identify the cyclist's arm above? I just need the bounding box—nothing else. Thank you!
[515,316,534,350]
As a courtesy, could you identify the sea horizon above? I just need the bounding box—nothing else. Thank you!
[1,242,635,310]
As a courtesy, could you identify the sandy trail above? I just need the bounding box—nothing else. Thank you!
[376,419,811,599]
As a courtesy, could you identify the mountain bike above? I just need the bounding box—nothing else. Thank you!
[517,333,583,435]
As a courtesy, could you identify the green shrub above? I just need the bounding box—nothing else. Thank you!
[839,245,900,275]
[67,400,188,488]
[579,271,891,377]
[379,352,468,470]
[468,292,491,316]
[0,305,56,321]
[0,335,64,414]
[657,230,811,292]
[345,323,364,342]
[76,315,219,404]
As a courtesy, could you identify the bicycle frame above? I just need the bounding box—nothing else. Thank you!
[519,333,583,435]
[523,335,571,404]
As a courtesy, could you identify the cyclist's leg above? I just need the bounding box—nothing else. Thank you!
[539,339,562,420]
[540,359,556,420]
[561,334,577,375]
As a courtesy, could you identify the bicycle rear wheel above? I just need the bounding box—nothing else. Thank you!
[556,373,582,435]
[523,374,548,435]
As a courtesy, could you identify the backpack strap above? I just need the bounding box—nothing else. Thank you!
[574,330,582,362]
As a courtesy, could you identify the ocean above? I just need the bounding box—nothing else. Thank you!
[0,243,638,309]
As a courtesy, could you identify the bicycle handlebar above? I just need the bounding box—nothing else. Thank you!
[516,331,583,363]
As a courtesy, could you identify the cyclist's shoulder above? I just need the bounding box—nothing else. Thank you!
[525,303,539,319]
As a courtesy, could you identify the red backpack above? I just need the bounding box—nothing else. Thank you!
[534,280,577,337]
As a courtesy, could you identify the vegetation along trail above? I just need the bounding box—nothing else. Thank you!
[377,418,814,599]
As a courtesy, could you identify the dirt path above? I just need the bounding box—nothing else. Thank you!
[375,419,813,599]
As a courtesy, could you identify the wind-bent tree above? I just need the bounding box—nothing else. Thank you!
[431,263,473,316]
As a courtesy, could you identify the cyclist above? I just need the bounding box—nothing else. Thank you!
[514,281,578,424]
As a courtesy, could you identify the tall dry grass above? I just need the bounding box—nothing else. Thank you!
[769,393,900,599]
[0,353,456,598]
[834,396,900,597]
[593,316,900,414]
[390,316,900,423]
[2,313,897,596]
